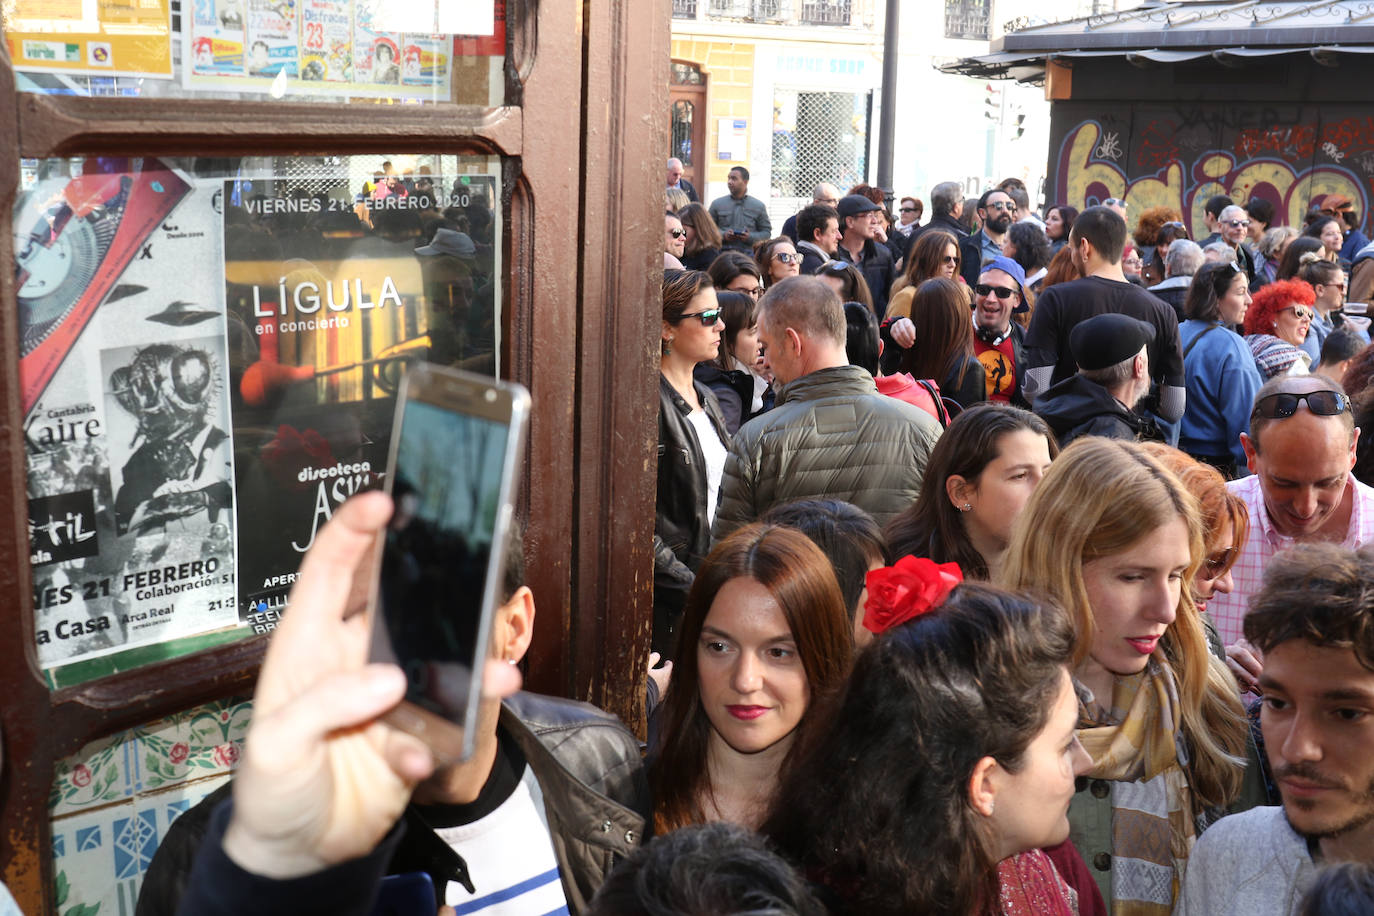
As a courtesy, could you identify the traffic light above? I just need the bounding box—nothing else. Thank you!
[1016,113,1026,138]
[984,84,1000,121]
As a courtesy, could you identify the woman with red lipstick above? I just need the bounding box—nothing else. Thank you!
[1000,438,1249,915]
[650,523,853,832]
[765,585,1092,916]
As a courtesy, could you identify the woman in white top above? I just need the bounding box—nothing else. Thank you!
[654,269,731,655]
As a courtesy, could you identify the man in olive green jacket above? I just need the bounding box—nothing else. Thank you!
[711,276,942,542]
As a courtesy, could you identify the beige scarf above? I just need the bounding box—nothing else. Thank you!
[1078,658,1194,916]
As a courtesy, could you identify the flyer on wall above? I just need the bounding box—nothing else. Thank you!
[189,0,247,77]
[222,171,435,629]
[3,0,175,79]
[19,160,241,675]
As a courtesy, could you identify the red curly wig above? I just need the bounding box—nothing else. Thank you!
[1245,278,1315,336]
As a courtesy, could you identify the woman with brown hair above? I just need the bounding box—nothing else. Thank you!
[888,229,965,311]
[1000,438,1250,913]
[753,236,800,288]
[1040,245,1082,292]
[678,202,723,271]
[650,523,853,831]
[815,259,875,313]
[655,269,729,654]
[898,277,986,410]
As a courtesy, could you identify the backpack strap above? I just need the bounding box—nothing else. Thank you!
[1183,323,1221,360]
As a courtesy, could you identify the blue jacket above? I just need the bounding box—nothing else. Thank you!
[1179,320,1262,470]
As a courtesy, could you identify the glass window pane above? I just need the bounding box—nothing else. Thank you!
[19,152,503,687]
[5,0,510,105]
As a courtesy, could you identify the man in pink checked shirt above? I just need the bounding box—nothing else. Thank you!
[1211,375,1374,688]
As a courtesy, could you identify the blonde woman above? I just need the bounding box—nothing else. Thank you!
[999,438,1248,915]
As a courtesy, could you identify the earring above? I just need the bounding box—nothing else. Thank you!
[961,503,972,512]
[662,339,673,356]
[505,658,518,667]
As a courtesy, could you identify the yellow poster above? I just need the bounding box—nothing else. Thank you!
[4,0,173,78]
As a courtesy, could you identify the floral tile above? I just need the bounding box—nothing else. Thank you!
[50,697,251,911]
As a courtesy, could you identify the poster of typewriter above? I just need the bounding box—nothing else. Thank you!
[18,159,241,673]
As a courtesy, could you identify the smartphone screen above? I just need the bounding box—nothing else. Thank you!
[369,366,527,761]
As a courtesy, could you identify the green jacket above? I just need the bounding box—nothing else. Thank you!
[711,365,942,542]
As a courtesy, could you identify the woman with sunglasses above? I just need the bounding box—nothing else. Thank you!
[1178,262,1262,476]
[677,202,723,271]
[816,260,875,313]
[753,237,801,288]
[1297,254,1359,365]
[1000,438,1250,914]
[707,250,765,301]
[693,290,771,435]
[888,230,964,313]
[1244,279,1315,379]
[655,269,731,655]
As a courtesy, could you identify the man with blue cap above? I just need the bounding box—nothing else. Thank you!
[971,255,1031,406]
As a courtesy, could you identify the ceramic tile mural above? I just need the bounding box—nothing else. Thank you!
[49,696,252,914]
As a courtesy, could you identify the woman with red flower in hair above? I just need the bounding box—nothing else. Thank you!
[765,583,1093,916]
[650,523,853,833]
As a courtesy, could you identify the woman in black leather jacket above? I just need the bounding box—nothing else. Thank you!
[656,269,730,655]
[692,290,771,435]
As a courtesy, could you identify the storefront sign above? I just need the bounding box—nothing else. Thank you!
[3,0,174,78]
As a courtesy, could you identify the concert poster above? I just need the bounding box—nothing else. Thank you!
[20,164,240,672]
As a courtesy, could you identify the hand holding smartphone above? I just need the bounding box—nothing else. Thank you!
[367,364,530,764]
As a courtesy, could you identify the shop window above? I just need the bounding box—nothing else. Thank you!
[771,89,868,199]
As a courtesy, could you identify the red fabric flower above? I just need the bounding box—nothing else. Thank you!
[863,556,963,635]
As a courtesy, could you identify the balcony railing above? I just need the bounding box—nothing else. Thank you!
[699,0,855,26]
[945,0,992,40]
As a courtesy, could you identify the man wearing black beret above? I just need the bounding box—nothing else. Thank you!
[1033,312,1156,447]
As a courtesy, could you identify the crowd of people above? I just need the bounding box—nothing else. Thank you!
[123,167,1374,916]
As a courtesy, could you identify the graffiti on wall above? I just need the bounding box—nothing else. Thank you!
[1052,113,1371,238]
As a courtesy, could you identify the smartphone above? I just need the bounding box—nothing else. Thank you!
[368,364,530,763]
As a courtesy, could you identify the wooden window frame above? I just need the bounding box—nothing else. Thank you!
[0,1,668,910]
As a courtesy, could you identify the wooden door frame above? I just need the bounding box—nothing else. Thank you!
[669,58,707,194]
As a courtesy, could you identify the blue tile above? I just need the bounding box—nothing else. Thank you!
[112,811,156,879]
[52,833,65,858]
[76,826,101,852]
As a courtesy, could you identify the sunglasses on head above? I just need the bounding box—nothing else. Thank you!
[820,260,850,274]
[974,283,1017,300]
[671,307,723,326]
[1104,197,1127,208]
[668,228,686,238]
[1251,390,1351,421]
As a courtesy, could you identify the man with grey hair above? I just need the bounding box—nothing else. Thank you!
[910,180,968,242]
[1215,203,1258,282]
[1149,239,1204,321]
[711,276,942,540]
[666,157,698,203]
[1033,312,1155,447]
[781,182,841,243]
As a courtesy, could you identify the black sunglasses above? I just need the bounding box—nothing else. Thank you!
[670,308,722,326]
[668,228,687,239]
[1251,390,1351,421]
[974,283,1017,300]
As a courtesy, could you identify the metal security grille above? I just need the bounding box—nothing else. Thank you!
[945,0,991,40]
[673,0,698,17]
[771,89,868,201]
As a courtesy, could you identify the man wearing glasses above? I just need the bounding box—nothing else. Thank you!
[970,255,1030,406]
[958,189,1016,289]
[1206,375,1374,649]
[1216,204,1258,283]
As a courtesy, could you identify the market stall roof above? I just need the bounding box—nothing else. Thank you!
[941,0,1374,81]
